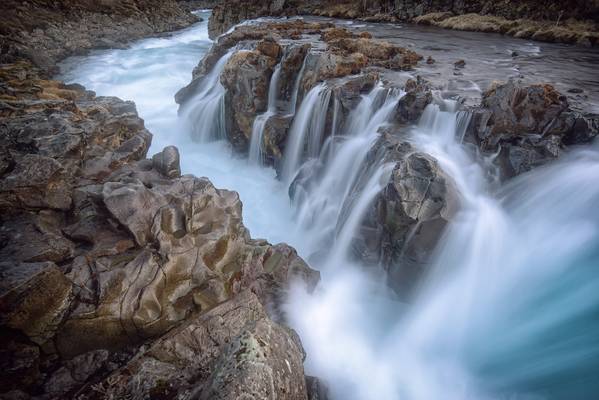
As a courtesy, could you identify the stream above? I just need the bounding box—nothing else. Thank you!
[59,9,599,400]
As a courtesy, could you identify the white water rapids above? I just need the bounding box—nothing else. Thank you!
[60,10,599,400]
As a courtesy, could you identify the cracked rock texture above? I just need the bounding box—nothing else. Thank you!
[0,62,317,399]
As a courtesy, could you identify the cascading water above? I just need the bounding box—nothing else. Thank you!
[59,10,599,400]
[249,63,281,164]
[291,84,403,255]
[281,83,332,183]
[179,49,234,142]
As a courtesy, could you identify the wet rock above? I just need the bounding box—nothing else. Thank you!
[221,50,278,151]
[426,55,436,64]
[454,59,466,69]
[306,376,330,400]
[467,80,597,178]
[0,0,198,72]
[395,78,434,125]
[352,133,459,296]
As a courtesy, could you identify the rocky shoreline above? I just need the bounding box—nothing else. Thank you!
[0,0,199,74]
[207,0,599,47]
[0,59,318,399]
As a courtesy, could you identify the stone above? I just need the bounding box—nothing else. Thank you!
[76,291,309,400]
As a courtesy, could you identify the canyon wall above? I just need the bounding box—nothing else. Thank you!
[0,0,198,73]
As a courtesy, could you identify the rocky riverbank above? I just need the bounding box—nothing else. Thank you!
[0,60,318,399]
[0,0,198,74]
[207,0,599,46]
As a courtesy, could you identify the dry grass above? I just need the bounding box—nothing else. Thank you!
[414,12,599,46]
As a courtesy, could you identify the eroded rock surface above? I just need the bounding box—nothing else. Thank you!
[467,80,598,178]
[0,62,317,399]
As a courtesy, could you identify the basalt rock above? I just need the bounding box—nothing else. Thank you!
[350,131,459,297]
[467,80,598,178]
[0,61,318,399]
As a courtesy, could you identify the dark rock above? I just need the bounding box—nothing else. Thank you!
[454,59,466,69]
[466,80,597,178]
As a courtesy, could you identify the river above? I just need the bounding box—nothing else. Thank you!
[59,9,599,400]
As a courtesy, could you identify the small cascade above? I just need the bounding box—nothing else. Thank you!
[281,83,332,183]
[291,84,404,253]
[289,55,308,115]
[179,50,234,142]
[249,63,282,164]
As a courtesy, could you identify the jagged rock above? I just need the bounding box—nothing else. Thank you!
[352,133,459,296]
[0,261,73,345]
[0,61,317,399]
[76,291,309,400]
[221,50,279,151]
[0,0,198,72]
[467,80,598,178]
[395,78,434,125]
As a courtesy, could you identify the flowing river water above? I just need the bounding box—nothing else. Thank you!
[59,10,599,400]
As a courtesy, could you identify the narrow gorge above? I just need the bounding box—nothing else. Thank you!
[1,1,598,400]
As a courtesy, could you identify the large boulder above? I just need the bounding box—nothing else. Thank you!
[221,50,279,151]
[350,132,459,297]
[467,80,598,178]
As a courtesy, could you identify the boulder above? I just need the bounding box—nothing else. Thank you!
[467,80,598,178]
[221,50,278,151]
[351,133,459,296]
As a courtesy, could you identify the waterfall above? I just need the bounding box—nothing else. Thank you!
[291,84,404,253]
[289,54,308,115]
[249,63,282,164]
[179,50,234,142]
[281,83,332,183]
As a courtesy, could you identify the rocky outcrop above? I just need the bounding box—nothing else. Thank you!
[355,132,458,297]
[0,62,317,399]
[221,48,280,151]
[75,290,308,400]
[0,0,198,73]
[467,80,598,178]
[207,0,599,46]
[178,20,422,158]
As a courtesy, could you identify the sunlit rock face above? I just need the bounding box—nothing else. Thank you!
[0,62,317,398]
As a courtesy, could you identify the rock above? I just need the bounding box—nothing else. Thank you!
[0,0,198,72]
[454,59,466,69]
[356,134,459,296]
[76,291,309,400]
[1,61,316,398]
[395,78,434,125]
[426,55,436,64]
[221,50,278,151]
[152,145,181,178]
[306,376,330,400]
[466,80,597,178]
[0,261,73,345]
